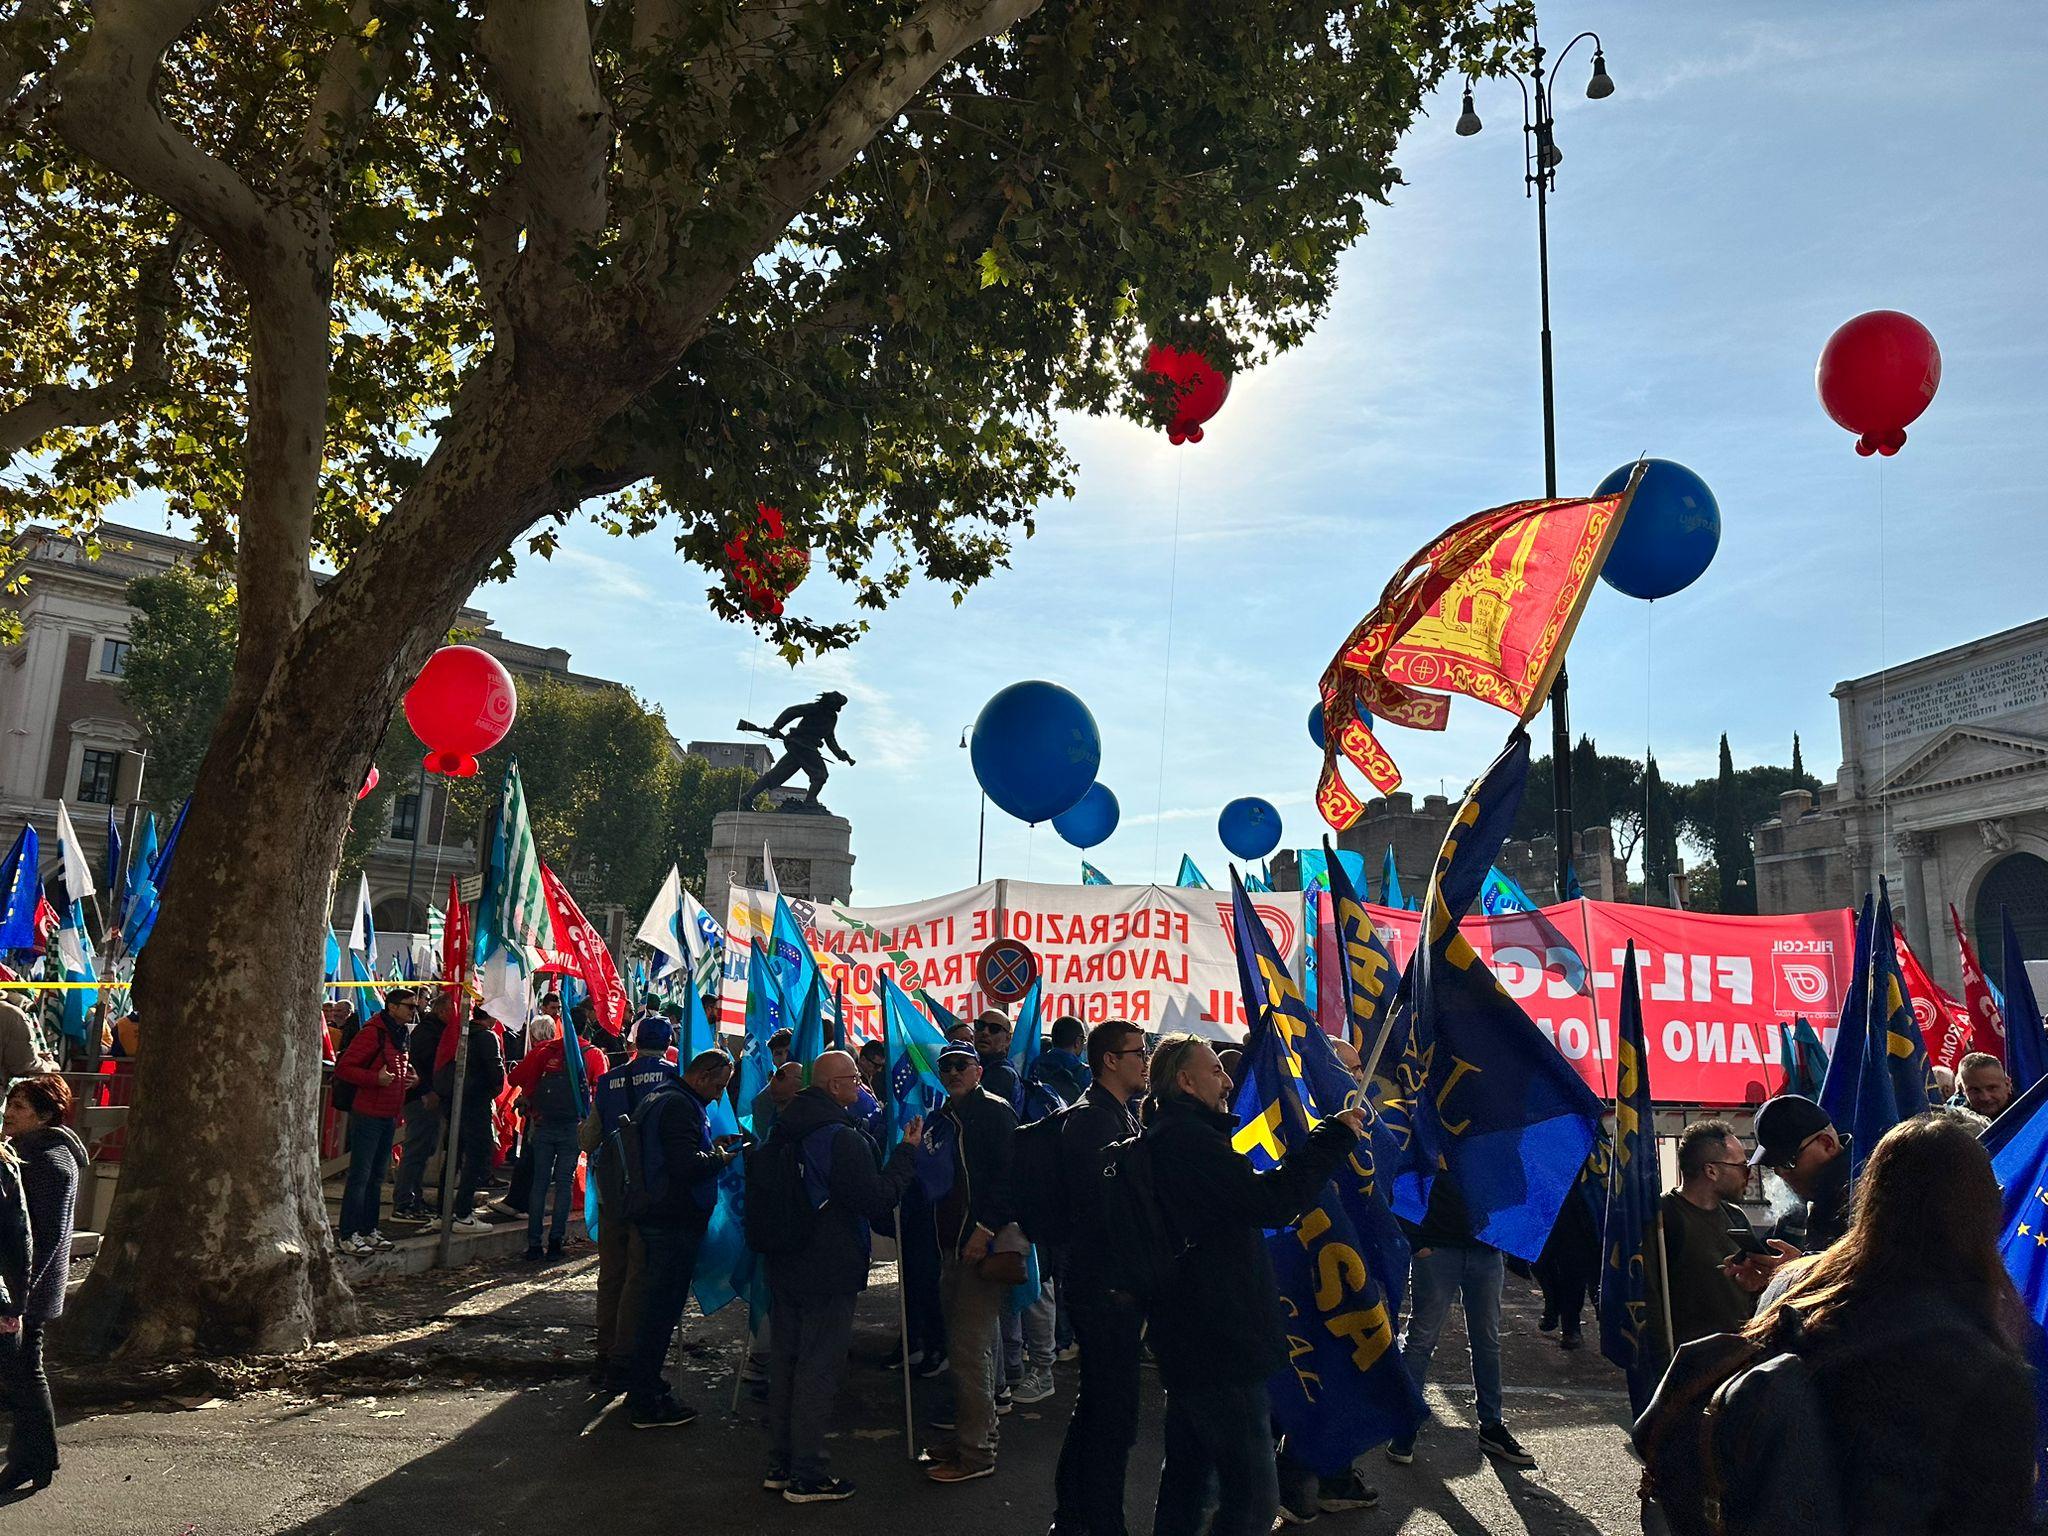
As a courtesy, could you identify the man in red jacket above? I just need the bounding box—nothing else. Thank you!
[508,1015,607,1260]
[334,988,420,1255]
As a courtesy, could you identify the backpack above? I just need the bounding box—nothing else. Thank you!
[744,1125,822,1258]
[330,1016,364,1112]
[1632,1313,1843,1536]
[618,1088,683,1221]
[529,1060,581,1123]
[1094,1134,1189,1302]
[1011,1104,1081,1245]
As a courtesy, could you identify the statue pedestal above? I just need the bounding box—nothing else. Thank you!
[706,809,855,921]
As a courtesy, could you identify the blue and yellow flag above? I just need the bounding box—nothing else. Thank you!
[1598,941,1660,1414]
[1387,729,1605,1260]
[1227,872,1426,1469]
[1817,894,1875,1134]
[1323,835,1401,1060]
[1080,860,1110,886]
[1986,1080,2048,1496]
[1871,879,1937,1123]
[2006,908,2048,1097]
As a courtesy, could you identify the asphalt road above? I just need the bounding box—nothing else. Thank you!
[22,1249,1645,1535]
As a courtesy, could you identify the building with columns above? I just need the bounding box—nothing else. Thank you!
[1754,616,2048,993]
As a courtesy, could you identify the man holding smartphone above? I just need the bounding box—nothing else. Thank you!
[1644,1120,1798,1361]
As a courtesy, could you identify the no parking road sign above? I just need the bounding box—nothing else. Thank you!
[976,938,1039,1005]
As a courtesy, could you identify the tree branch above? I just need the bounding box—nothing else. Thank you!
[0,221,191,460]
[477,0,610,261]
[292,0,410,185]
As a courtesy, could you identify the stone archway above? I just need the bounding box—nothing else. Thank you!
[1974,850,2048,990]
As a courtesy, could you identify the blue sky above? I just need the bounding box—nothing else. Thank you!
[464,2,2048,905]
[104,3,2040,907]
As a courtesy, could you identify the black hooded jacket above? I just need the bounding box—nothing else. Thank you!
[764,1086,919,1299]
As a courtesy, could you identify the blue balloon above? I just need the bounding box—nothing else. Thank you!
[1596,458,1721,600]
[1218,796,1282,861]
[1308,703,1325,750]
[970,681,1102,825]
[1053,782,1119,850]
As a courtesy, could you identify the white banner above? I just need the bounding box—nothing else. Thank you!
[720,880,1305,1042]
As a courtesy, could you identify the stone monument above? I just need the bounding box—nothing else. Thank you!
[705,809,855,922]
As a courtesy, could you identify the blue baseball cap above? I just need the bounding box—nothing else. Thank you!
[633,1014,674,1051]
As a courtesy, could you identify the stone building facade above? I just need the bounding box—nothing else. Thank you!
[1754,616,2048,992]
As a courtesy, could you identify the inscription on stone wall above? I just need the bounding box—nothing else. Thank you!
[1856,643,2048,752]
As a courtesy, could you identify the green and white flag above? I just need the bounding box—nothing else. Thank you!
[474,761,550,1022]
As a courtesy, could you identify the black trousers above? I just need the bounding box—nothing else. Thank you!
[0,1323,57,1476]
[1053,1287,1144,1536]
[898,1192,946,1361]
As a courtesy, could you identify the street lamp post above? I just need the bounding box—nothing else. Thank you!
[1457,25,1614,898]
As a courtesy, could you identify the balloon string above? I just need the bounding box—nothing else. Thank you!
[1151,454,1186,882]
[1645,598,1654,903]
[1877,459,1889,858]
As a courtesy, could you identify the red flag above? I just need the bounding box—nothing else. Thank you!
[538,862,630,1035]
[1951,904,2007,1063]
[437,877,470,1072]
[31,895,58,954]
[1894,923,1973,1075]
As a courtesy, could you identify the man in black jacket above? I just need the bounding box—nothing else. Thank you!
[1051,1018,1150,1536]
[621,1050,740,1429]
[393,1002,447,1219]
[924,1044,1018,1485]
[441,1005,507,1232]
[1750,1093,1854,1252]
[761,1050,924,1504]
[1143,1034,1363,1536]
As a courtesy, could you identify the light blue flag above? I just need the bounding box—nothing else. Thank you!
[52,879,96,1041]
[738,938,784,1117]
[1009,978,1044,1084]
[880,974,949,1152]
[1244,865,1271,894]
[791,965,827,1075]
[120,797,186,956]
[1479,866,1538,915]
[691,1091,753,1315]
[1380,845,1405,909]
[120,814,158,939]
[1598,941,1660,1414]
[1081,861,1110,886]
[1175,855,1211,890]
[680,974,715,1065]
[347,949,382,1027]
[770,895,826,1067]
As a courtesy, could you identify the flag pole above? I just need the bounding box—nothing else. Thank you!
[897,1228,916,1460]
[1652,1163,1678,1361]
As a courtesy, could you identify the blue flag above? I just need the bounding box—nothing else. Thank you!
[347,949,381,1028]
[121,797,186,956]
[1564,860,1585,901]
[2004,908,2048,1099]
[1380,845,1406,910]
[738,938,784,1116]
[1175,855,1211,890]
[770,895,827,1068]
[1779,1017,1827,1099]
[791,967,827,1076]
[1478,865,1537,915]
[1244,866,1272,894]
[679,978,714,1065]
[1817,895,1875,1133]
[1080,860,1110,886]
[1986,1084,2048,1497]
[51,877,96,1041]
[691,1089,753,1316]
[1010,977,1044,1083]
[1598,941,1660,1414]
[1384,730,1604,1260]
[880,974,948,1153]
[0,825,41,951]
[560,1006,593,1122]
[1226,871,1426,1470]
[1871,879,1937,1123]
[1323,835,1402,1060]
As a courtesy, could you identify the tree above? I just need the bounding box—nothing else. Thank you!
[1643,752,1680,903]
[121,569,234,813]
[1791,731,1805,781]
[5,1,1533,1357]
[669,753,759,900]
[1709,734,1756,914]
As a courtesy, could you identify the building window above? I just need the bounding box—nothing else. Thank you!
[99,639,131,678]
[389,791,421,841]
[78,748,120,805]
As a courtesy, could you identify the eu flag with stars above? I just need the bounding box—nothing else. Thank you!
[1987,1086,2048,1498]
[879,974,947,1151]
[1598,941,1660,1413]
[1226,873,1426,1470]
[1383,729,1604,1260]
[2003,908,2048,1098]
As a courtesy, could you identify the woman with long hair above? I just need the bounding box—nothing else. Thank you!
[1744,1112,2035,1534]
[1,1073,86,1497]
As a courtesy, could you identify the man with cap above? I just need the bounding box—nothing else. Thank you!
[1750,1094,1854,1252]
[923,1042,1018,1485]
[581,1013,681,1393]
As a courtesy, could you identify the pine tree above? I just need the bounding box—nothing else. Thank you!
[1645,753,1681,903]
[1792,732,1806,780]
[1711,734,1758,914]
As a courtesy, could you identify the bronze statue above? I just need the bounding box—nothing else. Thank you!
[738,691,855,811]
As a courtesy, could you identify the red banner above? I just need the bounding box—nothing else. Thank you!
[1952,903,2008,1062]
[1363,898,1857,1107]
[538,863,631,1034]
[1894,924,1973,1075]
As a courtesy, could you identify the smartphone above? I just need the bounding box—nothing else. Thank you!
[1724,1224,1771,1258]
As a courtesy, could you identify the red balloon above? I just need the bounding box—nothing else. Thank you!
[404,645,517,778]
[1143,343,1232,445]
[355,764,380,801]
[722,502,810,619]
[1816,310,1941,457]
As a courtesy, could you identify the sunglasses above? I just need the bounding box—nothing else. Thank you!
[938,1060,977,1075]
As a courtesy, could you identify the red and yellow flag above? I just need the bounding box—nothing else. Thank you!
[1316,466,1641,830]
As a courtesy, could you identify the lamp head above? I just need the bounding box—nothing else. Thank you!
[1587,50,1615,99]
[1538,140,1563,170]
[1455,87,1482,137]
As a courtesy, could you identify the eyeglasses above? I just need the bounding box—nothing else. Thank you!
[1767,1130,1824,1172]
[1106,1045,1150,1061]
[938,1060,976,1075]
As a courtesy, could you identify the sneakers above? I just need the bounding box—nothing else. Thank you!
[925,1460,994,1485]
[783,1476,856,1504]
[447,1212,491,1234]
[1275,1506,1320,1526]
[629,1397,699,1431]
[994,1386,1014,1417]
[761,1468,791,1492]
[1316,1471,1380,1511]
[1013,1367,1055,1405]
[914,1353,950,1380]
[1477,1422,1534,1467]
[363,1229,394,1251]
[1055,1343,1080,1363]
[1384,1434,1416,1465]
